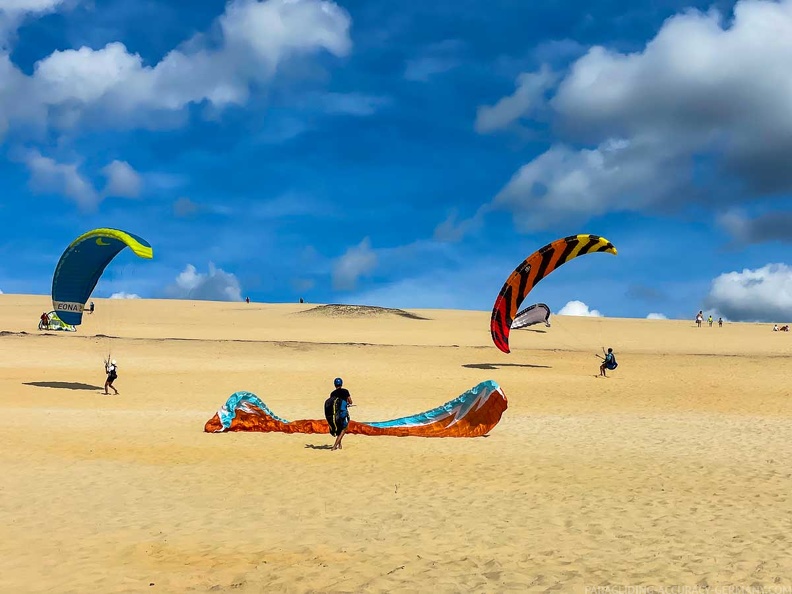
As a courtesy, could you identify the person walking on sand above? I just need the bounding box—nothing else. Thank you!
[718,317,723,327]
[598,347,618,377]
[104,358,119,395]
[324,377,352,450]
[696,311,703,328]
[708,315,713,327]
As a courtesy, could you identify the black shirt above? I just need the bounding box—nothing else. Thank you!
[330,387,351,403]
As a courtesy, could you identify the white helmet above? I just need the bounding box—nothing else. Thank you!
[111,360,117,365]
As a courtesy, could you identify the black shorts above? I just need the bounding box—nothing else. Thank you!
[107,373,117,382]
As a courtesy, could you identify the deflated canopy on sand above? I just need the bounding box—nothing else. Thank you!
[40,311,76,332]
[51,228,153,326]
[205,380,508,438]
[491,234,617,354]
[511,303,551,330]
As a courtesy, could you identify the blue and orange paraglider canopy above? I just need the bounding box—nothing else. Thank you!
[51,228,153,326]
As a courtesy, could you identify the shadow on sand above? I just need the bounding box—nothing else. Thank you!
[24,381,104,391]
[304,444,334,450]
[513,328,548,333]
[463,363,551,370]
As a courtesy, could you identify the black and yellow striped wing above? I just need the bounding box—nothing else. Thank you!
[490,234,617,353]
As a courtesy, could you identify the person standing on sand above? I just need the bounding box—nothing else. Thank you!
[696,311,703,327]
[324,377,352,450]
[718,317,723,327]
[104,358,119,395]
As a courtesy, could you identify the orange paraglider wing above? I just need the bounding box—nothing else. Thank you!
[490,234,617,353]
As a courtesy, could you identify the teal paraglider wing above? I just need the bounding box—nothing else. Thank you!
[51,228,153,326]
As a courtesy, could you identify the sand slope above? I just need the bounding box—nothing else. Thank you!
[1,294,791,593]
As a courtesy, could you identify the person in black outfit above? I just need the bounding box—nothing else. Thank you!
[104,358,119,395]
[324,377,353,450]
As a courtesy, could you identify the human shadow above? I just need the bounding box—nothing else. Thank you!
[462,363,551,370]
[304,444,333,450]
[513,328,548,333]
[23,381,104,391]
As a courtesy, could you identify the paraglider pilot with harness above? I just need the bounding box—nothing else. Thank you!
[104,357,119,395]
[324,377,353,450]
[597,347,618,377]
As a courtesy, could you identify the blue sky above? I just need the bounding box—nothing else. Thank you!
[1,0,791,321]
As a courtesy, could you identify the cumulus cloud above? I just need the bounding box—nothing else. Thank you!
[110,292,140,299]
[481,0,792,229]
[0,0,352,135]
[0,0,66,47]
[332,237,377,291]
[101,160,142,198]
[165,263,243,301]
[475,65,556,134]
[647,312,667,320]
[704,263,792,322]
[718,209,792,244]
[558,300,603,317]
[22,149,98,209]
[18,150,144,209]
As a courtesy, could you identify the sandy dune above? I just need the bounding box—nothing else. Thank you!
[2,294,791,593]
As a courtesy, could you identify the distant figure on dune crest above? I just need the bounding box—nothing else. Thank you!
[245,296,250,304]
[89,301,95,314]
[773,324,779,332]
[696,311,703,327]
[708,315,713,327]
[324,377,352,450]
[104,358,119,395]
[718,317,723,327]
[598,347,618,377]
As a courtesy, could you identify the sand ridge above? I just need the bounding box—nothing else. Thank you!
[1,294,792,593]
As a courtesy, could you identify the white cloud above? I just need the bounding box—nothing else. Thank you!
[558,300,603,317]
[165,263,243,301]
[0,0,66,15]
[494,139,679,230]
[22,149,98,210]
[332,237,377,291]
[403,40,462,82]
[0,0,67,47]
[475,65,556,134]
[110,292,140,299]
[101,160,142,198]
[647,312,667,320]
[481,0,792,229]
[18,150,145,209]
[0,0,352,135]
[704,263,792,322]
[432,205,490,243]
[404,57,458,82]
